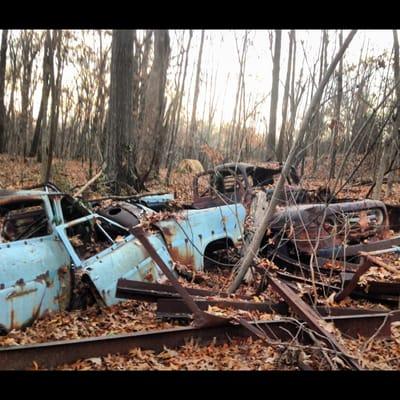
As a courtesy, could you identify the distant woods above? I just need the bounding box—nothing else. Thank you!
[0,29,399,197]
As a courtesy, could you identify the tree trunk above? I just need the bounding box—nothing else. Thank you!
[287,32,298,157]
[30,33,52,159]
[373,139,390,200]
[329,30,343,180]
[6,39,21,154]
[229,31,248,160]
[19,31,40,157]
[105,30,135,194]
[187,30,205,159]
[276,30,294,163]
[266,30,281,160]
[136,30,170,185]
[228,30,357,294]
[166,30,192,180]
[0,30,8,153]
[312,31,329,173]
[386,30,400,196]
[42,30,62,183]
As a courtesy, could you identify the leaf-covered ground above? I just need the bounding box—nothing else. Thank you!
[0,154,400,370]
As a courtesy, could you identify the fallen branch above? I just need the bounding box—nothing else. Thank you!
[73,169,103,198]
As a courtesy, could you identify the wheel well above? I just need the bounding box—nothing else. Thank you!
[203,237,235,269]
[0,324,8,335]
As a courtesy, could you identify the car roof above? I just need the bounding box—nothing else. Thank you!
[0,189,60,198]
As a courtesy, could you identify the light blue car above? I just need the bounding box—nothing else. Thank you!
[0,185,245,332]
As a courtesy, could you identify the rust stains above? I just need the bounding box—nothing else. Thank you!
[6,287,38,300]
[159,224,176,238]
[35,270,53,288]
[168,245,196,268]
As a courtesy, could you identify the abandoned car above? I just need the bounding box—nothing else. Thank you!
[0,185,245,332]
[193,163,399,300]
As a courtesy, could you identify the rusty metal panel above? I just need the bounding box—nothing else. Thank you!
[0,236,71,332]
[156,204,246,270]
[54,213,177,306]
[271,200,389,254]
[80,231,175,306]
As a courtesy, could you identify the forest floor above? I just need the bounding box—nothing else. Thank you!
[0,154,400,370]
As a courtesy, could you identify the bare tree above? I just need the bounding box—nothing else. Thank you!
[166,30,193,180]
[386,30,400,196]
[30,32,52,159]
[186,30,205,159]
[42,30,64,183]
[228,31,248,159]
[0,30,8,152]
[266,30,282,160]
[19,31,40,156]
[329,30,343,180]
[276,30,294,162]
[105,29,135,193]
[136,30,170,185]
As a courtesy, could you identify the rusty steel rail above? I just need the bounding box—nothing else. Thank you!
[324,311,400,339]
[116,279,239,302]
[155,297,400,339]
[117,270,400,339]
[0,319,309,371]
[156,297,289,317]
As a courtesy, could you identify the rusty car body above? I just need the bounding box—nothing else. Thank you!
[193,163,390,247]
[0,185,245,332]
[193,163,398,299]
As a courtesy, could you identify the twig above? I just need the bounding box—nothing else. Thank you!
[73,169,103,198]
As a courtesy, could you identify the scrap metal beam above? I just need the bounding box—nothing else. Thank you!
[273,250,400,302]
[317,236,400,258]
[116,279,237,302]
[324,311,400,339]
[266,272,361,370]
[334,257,372,302]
